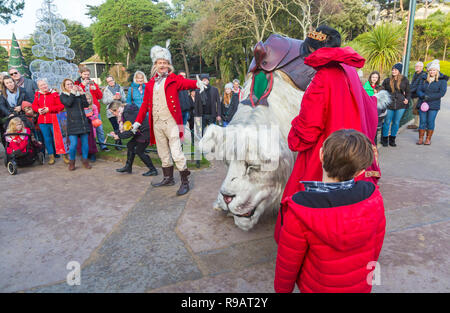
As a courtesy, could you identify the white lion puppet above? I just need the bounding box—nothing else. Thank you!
[200,69,310,230]
[199,34,389,231]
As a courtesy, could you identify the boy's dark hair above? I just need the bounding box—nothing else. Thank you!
[322,129,373,181]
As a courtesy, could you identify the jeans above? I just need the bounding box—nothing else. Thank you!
[96,115,107,149]
[382,109,406,137]
[419,109,439,130]
[69,134,89,160]
[39,123,55,155]
[182,111,190,126]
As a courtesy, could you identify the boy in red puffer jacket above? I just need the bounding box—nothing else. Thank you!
[274,129,386,293]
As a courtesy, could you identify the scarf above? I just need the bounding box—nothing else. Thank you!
[6,89,19,107]
[16,76,25,88]
[154,72,169,85]
[107,83,121,95]
[301,179,355,193]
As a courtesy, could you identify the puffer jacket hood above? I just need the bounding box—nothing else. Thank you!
[305,46,365,69]
[285,188,383,252]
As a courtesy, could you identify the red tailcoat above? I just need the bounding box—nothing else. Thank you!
[275,47,378,243]
[135,73,197,145]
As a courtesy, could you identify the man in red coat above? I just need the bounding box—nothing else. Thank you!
[74,67,109,152]
[275,26,381,243]
[132,44,205,196]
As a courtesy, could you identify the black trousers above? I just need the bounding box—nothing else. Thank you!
[127,137,153,168]
[109,117,122,144]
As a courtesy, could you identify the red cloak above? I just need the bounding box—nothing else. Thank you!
[274,47,380,243]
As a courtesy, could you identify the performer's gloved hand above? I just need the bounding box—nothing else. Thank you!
[196,75,206,93]
[131,122,141,134]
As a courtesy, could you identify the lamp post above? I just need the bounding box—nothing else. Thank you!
[402,0,417,79]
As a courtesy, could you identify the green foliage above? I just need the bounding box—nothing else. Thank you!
[91,0,163,64]
[357,23,404,75]
[62,19,95,64]
[126,45,153,82]
[0,45,8,71]
[0,0,24,24]
[328,0,372,41]
[412,11,450,62]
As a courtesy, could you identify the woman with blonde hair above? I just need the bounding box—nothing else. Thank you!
[59,78,91,170]
[416,60,448,145]
[126,70,148,109]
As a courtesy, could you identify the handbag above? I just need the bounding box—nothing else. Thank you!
[420,102,429,112]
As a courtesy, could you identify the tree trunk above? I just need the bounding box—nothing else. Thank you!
[443,41,448,61]
[400,0,404,13]
[425,43,430,62]
[180,43,189,77]
[214,55,219,74]
[199,50,202,74]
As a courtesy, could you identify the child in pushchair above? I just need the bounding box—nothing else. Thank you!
[3,117,44,175]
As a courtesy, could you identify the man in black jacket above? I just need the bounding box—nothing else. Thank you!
[194,75,221,134]
[8,67,37,101]
[408,61,426,130]
[178,71,192,126]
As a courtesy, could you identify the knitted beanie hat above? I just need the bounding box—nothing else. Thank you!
[21,101,32,110]
[224,82,233,90]
[427,59,440,71]
[392,63,403,73]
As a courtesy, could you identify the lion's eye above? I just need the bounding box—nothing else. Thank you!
[246,164,261,175]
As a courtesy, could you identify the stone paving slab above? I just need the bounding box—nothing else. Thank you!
[31,180,202,292]
[373,220,450,293]
[176,162,276,254]
[0,159,149,292]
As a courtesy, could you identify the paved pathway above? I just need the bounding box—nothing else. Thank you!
[0,94,449,293]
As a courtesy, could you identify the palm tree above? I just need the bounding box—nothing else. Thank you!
[359,23,404,75]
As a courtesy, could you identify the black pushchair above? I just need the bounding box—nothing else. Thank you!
[3,131,45,175]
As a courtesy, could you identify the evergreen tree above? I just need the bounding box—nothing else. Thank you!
[8,33,30,77]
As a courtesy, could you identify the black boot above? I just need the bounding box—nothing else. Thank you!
[176,169,191,196]
[116,150,135,173]
[151,166,175,187]
[381,136,389,147]
[388,136,397,147]
[115,139,123,151]
[141,154,158,176]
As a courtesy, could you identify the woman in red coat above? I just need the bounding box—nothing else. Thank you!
[32,78,64,164]
[275,26,380,243]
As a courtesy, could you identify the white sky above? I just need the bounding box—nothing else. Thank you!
[0,0,106,39]
[1,0,172,39]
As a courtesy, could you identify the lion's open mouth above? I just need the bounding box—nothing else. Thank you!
[233,207,257,218]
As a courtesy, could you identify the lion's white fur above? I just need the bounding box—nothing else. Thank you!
[200,71,302,231]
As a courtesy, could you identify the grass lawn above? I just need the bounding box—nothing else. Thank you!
[96,104,210,170]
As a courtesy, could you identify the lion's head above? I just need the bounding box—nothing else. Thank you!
[199,71,302,231]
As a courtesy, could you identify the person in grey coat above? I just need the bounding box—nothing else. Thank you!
[8,67,37,101]
[102,75,126,149]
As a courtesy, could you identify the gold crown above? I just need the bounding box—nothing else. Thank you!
[307,30,327,42]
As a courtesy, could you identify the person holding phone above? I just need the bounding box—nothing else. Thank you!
[102,75,126,149]
[75,67,109,151]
